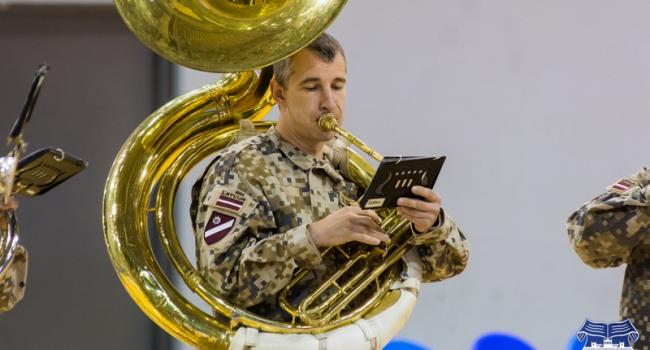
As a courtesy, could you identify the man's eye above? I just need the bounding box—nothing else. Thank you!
[332,85,344,90]
[304,86,319,91]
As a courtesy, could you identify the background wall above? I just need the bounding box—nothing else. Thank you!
[2,1,650,350]
[0,4,171,349]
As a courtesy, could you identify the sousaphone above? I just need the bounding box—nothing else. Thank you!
[103,1,423,349]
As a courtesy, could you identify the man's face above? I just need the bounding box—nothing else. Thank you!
[274,49,347,145]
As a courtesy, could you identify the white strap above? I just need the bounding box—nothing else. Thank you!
[390,276,421,293]
[244,327,259,348]
[314,332,328,350]
[354,319,379,350]
[390,248,423,295]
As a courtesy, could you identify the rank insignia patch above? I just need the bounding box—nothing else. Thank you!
[204,211,236,245]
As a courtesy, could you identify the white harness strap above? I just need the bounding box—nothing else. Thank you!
[354,319,380,350]
[390,276,421,295]
[314,332,328,350]
[391,247,423,296]
[226,249,423,350]
[243,327,259,349]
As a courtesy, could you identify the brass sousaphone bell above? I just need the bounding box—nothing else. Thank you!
[103,1,423,349]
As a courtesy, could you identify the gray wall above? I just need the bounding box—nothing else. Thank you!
[175,1,649,349]
[0,5,164,349]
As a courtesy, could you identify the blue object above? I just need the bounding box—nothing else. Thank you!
[384,338,430,350]
[472,332,536,350]
[567,335,586,350]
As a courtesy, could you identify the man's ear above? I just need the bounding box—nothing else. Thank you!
[270,79,286,107]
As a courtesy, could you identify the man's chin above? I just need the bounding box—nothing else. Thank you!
[320,131,336,141]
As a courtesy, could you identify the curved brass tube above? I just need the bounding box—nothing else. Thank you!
[103,0,421,347]
[103,70,274,348]
[318,113,383,162]
[114,0,347,72]
[0,211,18,278]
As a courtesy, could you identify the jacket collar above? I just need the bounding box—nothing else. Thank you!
[266,127,344,183]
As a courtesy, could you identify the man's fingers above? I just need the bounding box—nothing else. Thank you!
[397,197,437,212]
[397,206,436,219]
[358,209,383,225]
[0,197,18,211]
[411,186,440,203]
[364,228,390,243]
[353,233,381,245]
[352,213,383,231]
[397,208,437,232]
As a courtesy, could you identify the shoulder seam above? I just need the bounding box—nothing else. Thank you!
[212,134,273,166]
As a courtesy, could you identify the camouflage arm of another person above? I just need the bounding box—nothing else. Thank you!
[567,168,650,268]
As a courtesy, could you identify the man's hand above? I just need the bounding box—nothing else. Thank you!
[0,197,18,212]
[308,206,389,248]
[0,197,18,227]
[396,186,441,233]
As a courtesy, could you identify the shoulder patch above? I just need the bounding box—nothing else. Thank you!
[204,211,237,245]
[201,186,258,247]
[608,178,637,194]
[205,188,255,215]
[216,191,246,212]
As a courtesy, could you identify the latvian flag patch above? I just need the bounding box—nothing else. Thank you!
[610,178,635,194]
[204,211,236,245]
[216,192,245,212]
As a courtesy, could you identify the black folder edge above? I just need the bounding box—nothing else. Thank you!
[359,156,446,210]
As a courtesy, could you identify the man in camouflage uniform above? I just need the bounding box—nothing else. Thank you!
[192,33,469,320]
[0,198,27,313]
[568,168,650,349]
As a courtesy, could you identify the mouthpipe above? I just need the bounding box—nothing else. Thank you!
[318,113,383,162]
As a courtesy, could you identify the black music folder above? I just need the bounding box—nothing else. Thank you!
[14,148,87,196]
[359,156,446,209]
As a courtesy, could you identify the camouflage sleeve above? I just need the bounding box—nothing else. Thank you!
[567,168,650,269]
[0,245,28,313]
[407,209,469,282]
[195,154,322,308]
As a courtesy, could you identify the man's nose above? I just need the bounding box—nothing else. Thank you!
[319,87,336,112]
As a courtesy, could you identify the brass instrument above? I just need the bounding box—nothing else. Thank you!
[0,63,49,312]
[0,155,19,277]
[104,1,421,349]
[277,114,415,327]
[318,113,383,162]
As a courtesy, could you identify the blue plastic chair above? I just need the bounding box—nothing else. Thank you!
[472,332,536,350]
[384,338,430,350]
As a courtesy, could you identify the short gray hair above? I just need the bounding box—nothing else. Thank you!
[272,33,346,88]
